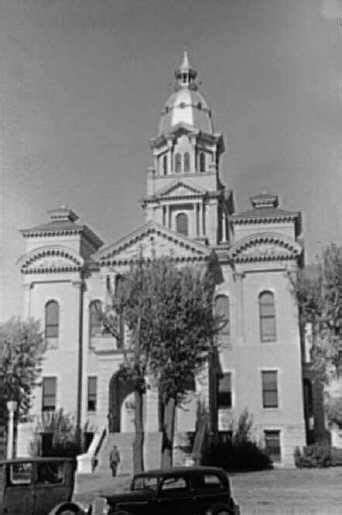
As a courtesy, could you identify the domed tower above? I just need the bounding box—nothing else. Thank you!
[142,52,233,246]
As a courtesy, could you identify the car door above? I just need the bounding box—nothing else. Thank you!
[156,475,194,515]
[191,472,231,514]
[3,462,34,515]
[33,460,69,515]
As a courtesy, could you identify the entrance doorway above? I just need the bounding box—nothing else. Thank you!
[108,372,135,432]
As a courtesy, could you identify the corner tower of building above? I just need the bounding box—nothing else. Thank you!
[143,52,233,246]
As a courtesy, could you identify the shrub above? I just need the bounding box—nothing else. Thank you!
[203,439,272,471]
[30,409,89,458]
[202,410,272,471]
[331,447,342,466]
[294,443,332,468]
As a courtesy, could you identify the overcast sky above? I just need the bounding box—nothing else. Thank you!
[1,0,342,320]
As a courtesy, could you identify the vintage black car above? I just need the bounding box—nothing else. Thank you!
[0,457,84,515]
[99,466,240,515]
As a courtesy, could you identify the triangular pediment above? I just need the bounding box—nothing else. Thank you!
[18,245,84,274]
[230,232,302,263]
[95,221,210,265]
[155,180,207,199]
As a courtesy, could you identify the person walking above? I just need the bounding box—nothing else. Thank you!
[109,444,120,477]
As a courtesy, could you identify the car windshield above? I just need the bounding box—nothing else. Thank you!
[132,476,158,491]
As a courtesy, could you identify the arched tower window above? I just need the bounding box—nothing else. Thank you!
[214,295,230,336]
[184,152,190,173]
[259,291,276,342]
[89,300,102,337]
[199,152,205,172]
[45,300,59,339]
[175,153,182,173]
[162,154,168,175]
[176,212,189,236]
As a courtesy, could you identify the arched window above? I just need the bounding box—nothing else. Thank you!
[184,152,190,172]
[175,152,182,173]
[45,300,59,339]
[162,155,168,175]
[199,152,205,172]
[259,291,276,342]
[214,295,230,337]
[176,212,188,236]
[89,300,102,337]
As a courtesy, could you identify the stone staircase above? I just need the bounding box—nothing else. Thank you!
[96,432,162,475]
[95,430,195,475]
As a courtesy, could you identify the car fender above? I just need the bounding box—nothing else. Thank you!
[48,500,88,514]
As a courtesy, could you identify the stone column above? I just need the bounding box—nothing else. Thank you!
[167,204,171,229]
[6,401,17,459]
[221,212,227,243]
[235,272,245,343]
[72,279,85,440]
[196,203,200,236]
[23,283,34,318]
[202,202,206,236]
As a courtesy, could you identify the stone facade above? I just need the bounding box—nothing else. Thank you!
[17,52,309,466]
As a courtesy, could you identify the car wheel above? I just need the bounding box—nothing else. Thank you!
[54,502,84,515]
[209,504,232,515]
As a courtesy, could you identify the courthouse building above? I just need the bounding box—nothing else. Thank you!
[17,53,312,466]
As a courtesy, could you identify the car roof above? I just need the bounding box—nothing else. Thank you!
[0,457,75,465]
[133,466,226,478]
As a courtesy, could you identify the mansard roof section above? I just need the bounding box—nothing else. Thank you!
[150,122,224,151]
[229,232,303,264]
[94,221,210,266]
[18,245,85,274]
[21,206,103,249]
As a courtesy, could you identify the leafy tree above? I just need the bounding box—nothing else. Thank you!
[103,256,223,470]
[291,244,342,426]
[147,258,220,468]
[100,259,159,473]
[0,317,45,421]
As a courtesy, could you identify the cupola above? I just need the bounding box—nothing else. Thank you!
[158,52,213,135]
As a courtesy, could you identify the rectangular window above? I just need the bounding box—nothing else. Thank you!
[42,377,56,412]
[218,372,232,409]
[264,430,281,462]
[87,376,97,412]
[262,371,278,408]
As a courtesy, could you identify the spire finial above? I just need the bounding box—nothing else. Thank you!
[175,50,197,90]
[180,50,190,71]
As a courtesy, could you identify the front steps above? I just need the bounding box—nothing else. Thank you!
[96,432,162,475]
[95,431,194,475]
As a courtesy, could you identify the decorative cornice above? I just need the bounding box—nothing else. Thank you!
[100,255,208,267]
[229,232,302,264]
[21,225,103,248]
[18,245,84,274]
[21,227,83,238]
[150,123,223,149]
[232,213,298,224]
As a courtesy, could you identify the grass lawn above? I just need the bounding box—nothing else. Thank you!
[74,467,342,514]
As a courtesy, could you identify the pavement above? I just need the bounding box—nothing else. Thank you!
[73,467,342,515]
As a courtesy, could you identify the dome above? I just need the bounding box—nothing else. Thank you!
[158,52,214,136]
